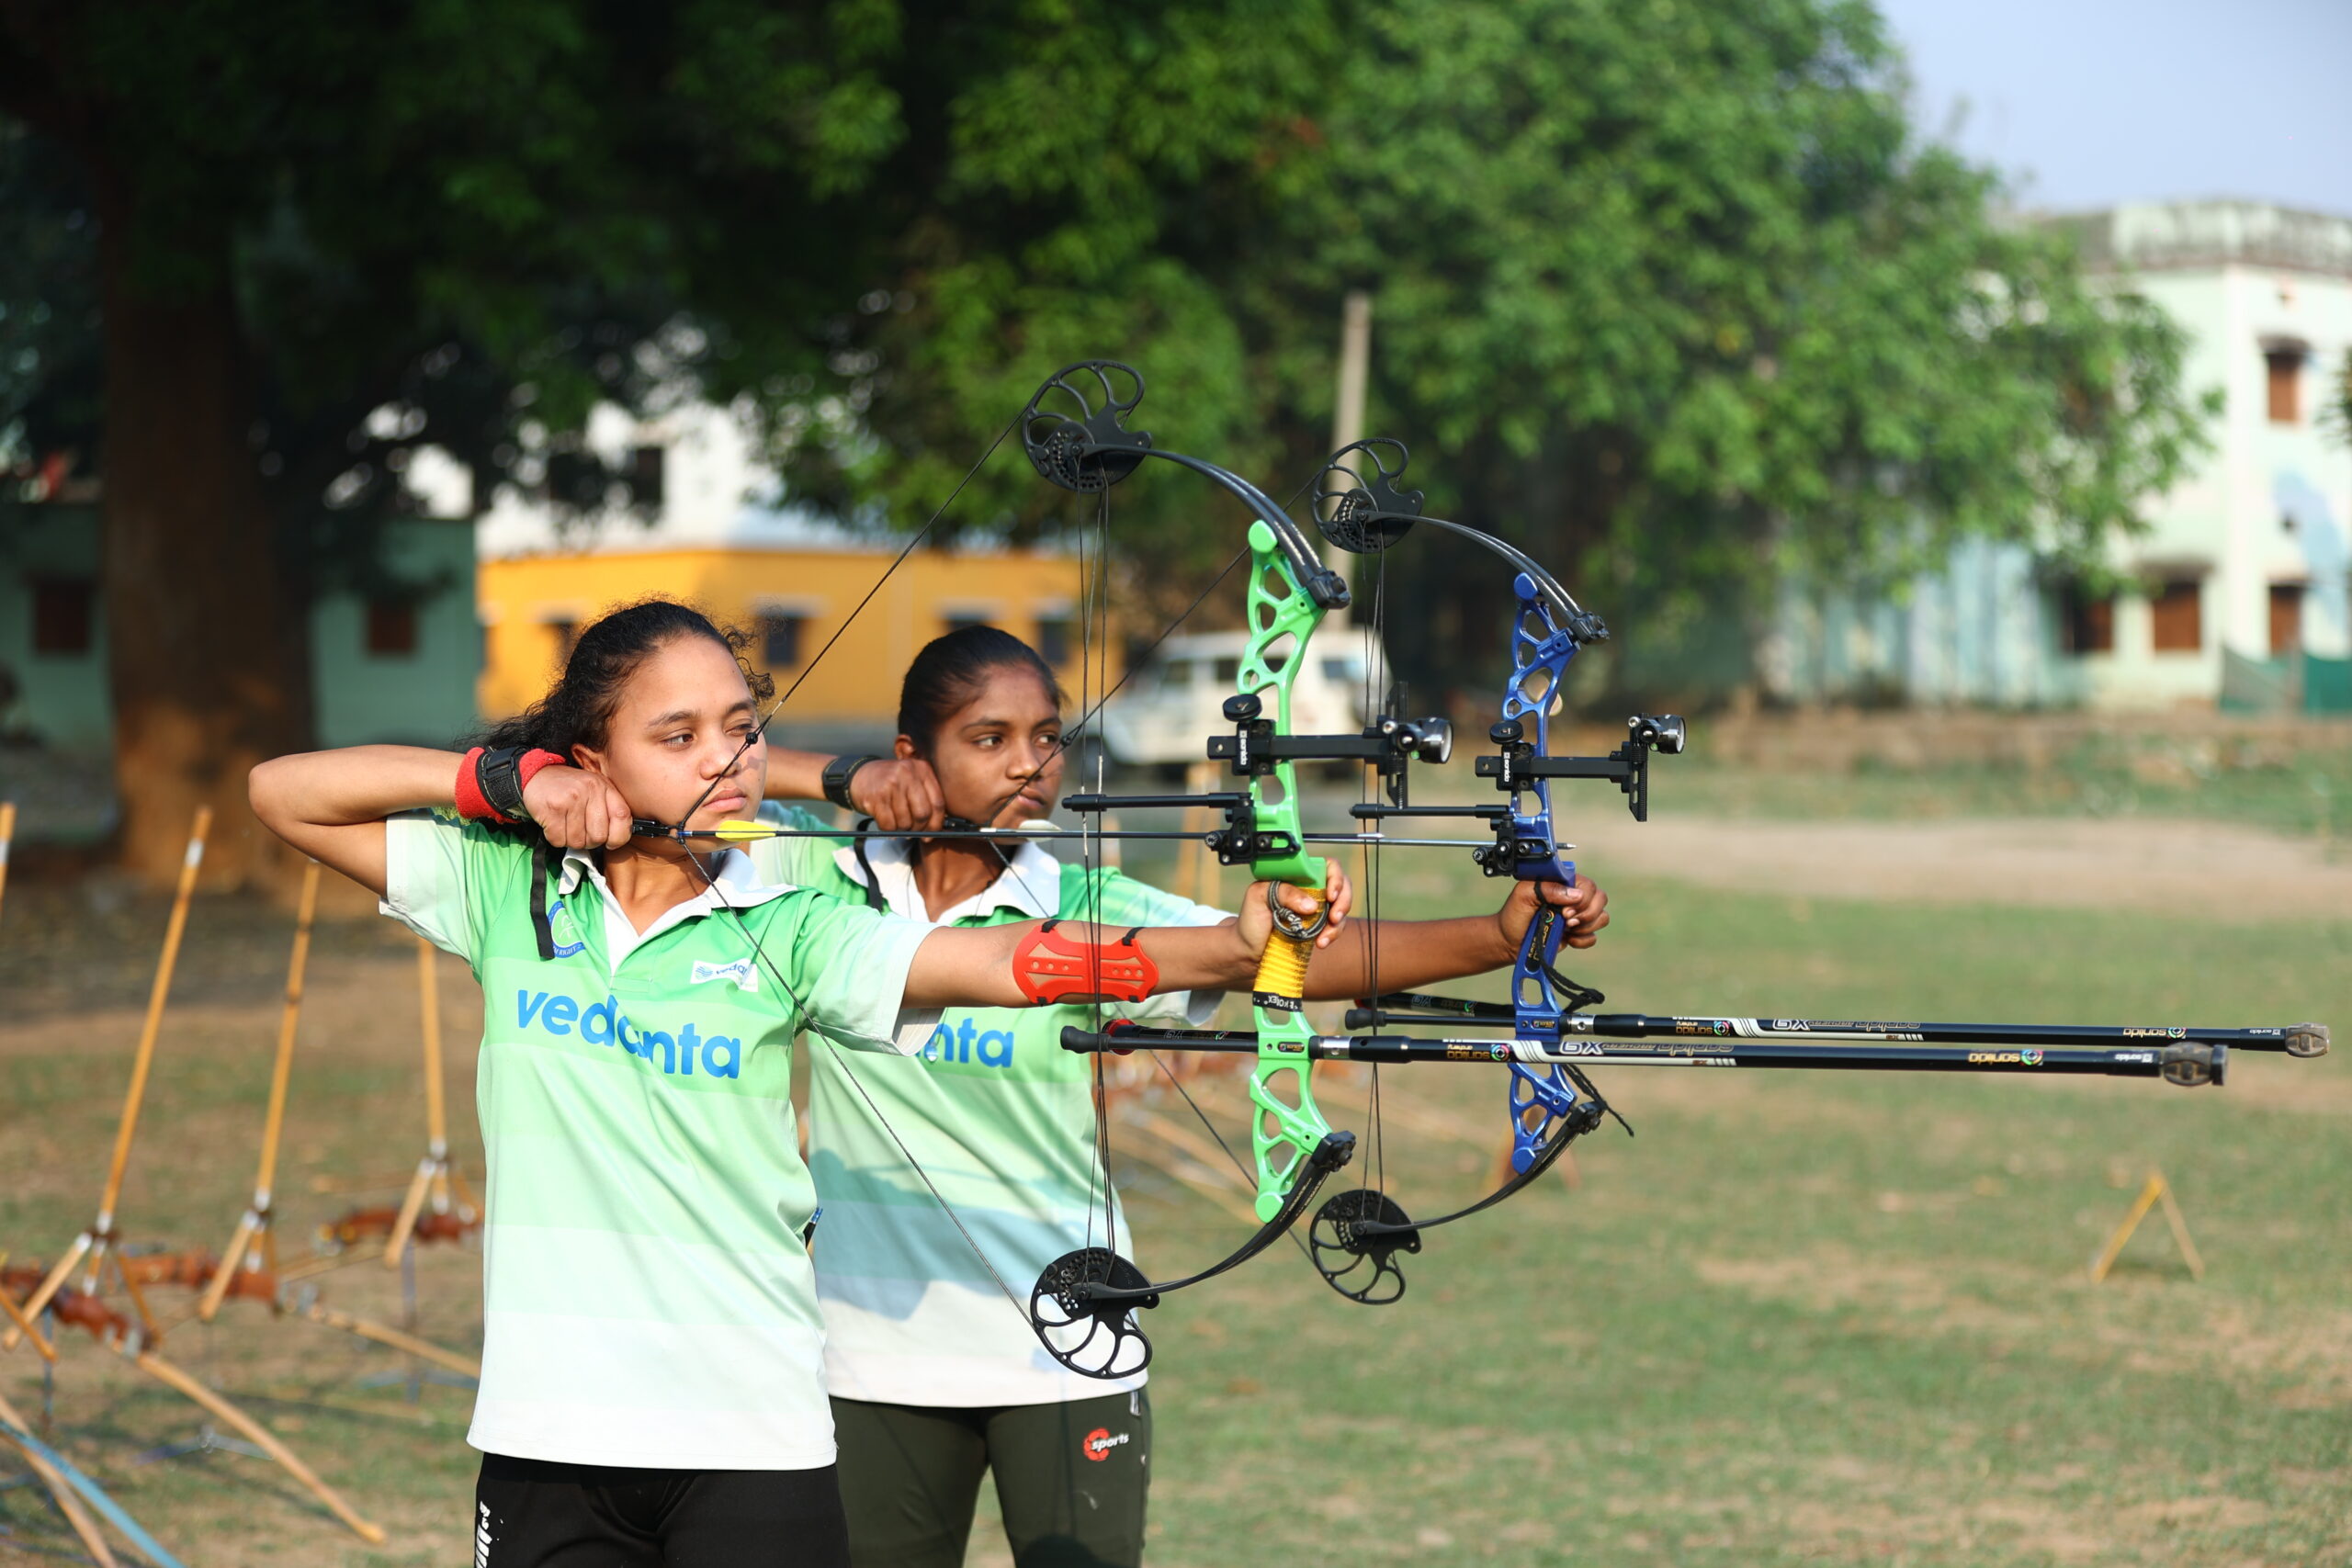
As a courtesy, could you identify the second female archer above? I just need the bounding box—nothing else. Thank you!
[752,625,1610,1568]
[244,598,1349,1568]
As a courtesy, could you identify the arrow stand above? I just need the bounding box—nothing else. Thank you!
[7,807,209,1348]
[0,814,386,1543]
[382,938,479,1266]
[200,862,321,1321]
[2087,1168,2205,1282]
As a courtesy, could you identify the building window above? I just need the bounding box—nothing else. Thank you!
[1035,615,1071,667]
[2269,583,2304,655]
[629,445,666,512]
[366,597,418,657]
[2266,347,2303,424]
[2150,580,2202,653]
[548,620,579,666]
[29,576,95,655]
[2058,582,2114,655]
[944,614,992,637]
[761,613,804,670]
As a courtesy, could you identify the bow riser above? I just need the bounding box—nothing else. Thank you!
[1237,517,1341,1222]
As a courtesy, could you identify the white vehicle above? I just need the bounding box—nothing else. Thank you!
[1096,631,1386,769]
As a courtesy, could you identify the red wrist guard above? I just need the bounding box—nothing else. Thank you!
[455,746,569,824]
[1012,920,1159,1005]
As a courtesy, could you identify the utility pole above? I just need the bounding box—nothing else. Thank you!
[1326,289,1373,615]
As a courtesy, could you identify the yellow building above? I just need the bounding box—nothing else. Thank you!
[478,542,1109,729]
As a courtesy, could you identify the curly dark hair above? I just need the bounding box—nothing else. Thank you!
[476,598,775,758]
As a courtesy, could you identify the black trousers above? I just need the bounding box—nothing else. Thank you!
[830,1389,1151,1568]
[472,1453,851,1567]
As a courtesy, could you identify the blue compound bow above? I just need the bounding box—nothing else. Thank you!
[1267,438,1681,1303]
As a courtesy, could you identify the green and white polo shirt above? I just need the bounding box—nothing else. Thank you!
[748,806,1229,1407]
[379,810,933,1469]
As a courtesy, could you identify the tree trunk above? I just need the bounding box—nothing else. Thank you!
[97,188,306,888]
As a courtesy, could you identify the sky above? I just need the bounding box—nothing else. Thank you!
[1872,0,2352,216]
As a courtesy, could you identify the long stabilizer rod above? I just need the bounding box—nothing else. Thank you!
[1063,1025,2233,1087]
[1344,994,2328,1057]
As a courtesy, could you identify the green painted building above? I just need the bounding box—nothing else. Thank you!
[0,503,480,756]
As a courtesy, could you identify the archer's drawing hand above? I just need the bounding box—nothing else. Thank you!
[526,764,636,851]
[1236,862,1354,955]
[1498,874,1610,952]
[851,758,947,831]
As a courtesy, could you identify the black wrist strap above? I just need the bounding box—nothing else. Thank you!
[822,754,879,812]
[478,745,533,823]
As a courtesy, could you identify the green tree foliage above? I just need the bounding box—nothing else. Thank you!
[0,0,1336,876]
[815,0,2211,697]
[0,0,2211,878]
[2324,349,2352,446]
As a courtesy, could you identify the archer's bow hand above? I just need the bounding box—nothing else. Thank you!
[1499,874,1610,952]
[1236,862,1354,953]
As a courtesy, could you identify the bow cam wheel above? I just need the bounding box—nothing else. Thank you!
[1314,438,1419,554]
[1310,1189,1419,1305]
[1021,363,1150,494]
[1030,1247,1157,1380]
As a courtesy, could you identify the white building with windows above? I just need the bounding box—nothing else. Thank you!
[1770,199,2352,713]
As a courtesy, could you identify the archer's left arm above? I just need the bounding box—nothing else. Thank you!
[1297,875,1608,1000]
[904,866,1354,1009]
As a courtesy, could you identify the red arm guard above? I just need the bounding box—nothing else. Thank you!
[1011,920,1160,1005]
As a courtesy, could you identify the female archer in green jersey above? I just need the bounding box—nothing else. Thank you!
[755,625,1610,1568]
[245,600,1348,1568]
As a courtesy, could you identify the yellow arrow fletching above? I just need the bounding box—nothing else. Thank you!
[713,819,769,842]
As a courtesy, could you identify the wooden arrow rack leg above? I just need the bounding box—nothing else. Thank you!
[203,863,320,1324]
[297,1301,480,1380]
[8,807,210,1350]
[6,1233,92,1352]
[0,1385,120,1568]
[132,1348,385,1543]
[0,1254,58,1362]
[0,801,16,927]
[385,938,479,1266]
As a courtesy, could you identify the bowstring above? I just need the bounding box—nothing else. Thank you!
[674,846,1032,1320]
[1081,482,1112,1258]
[673,412,1024,832]
[1358,539,1392,1210]
[653,405,1045,1335]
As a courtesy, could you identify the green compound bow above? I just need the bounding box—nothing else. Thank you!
[1018,365,1399,1379]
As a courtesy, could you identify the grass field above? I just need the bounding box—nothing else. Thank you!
[1,818,2346,1566]
[1659,733,2352,843]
